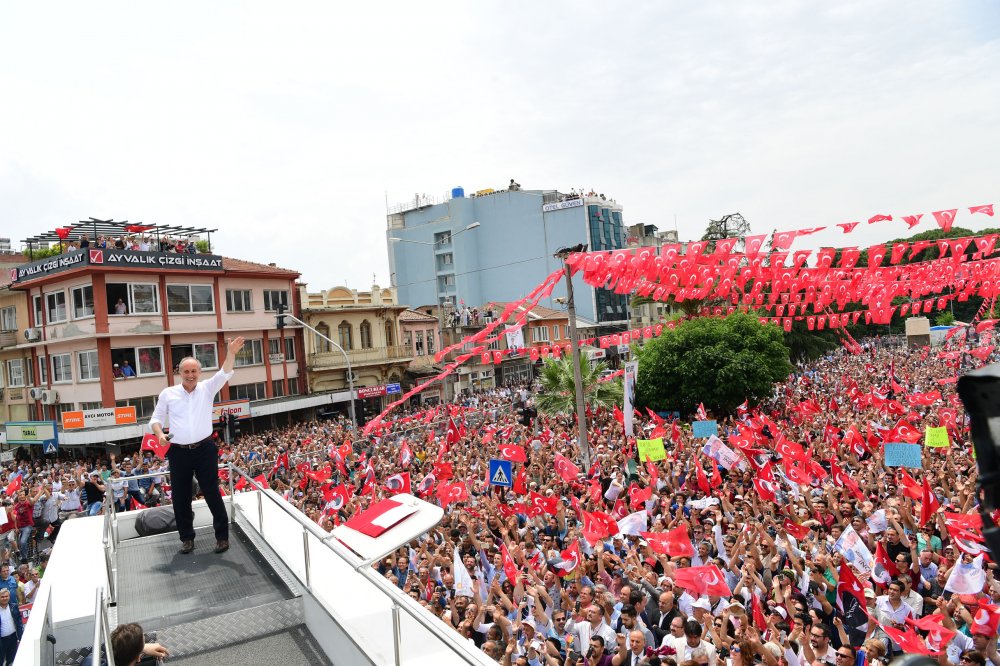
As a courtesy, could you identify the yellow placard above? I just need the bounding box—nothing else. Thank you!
[637,438,666,462]
[924,426,950,448]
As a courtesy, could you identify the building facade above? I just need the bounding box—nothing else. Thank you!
[300,285,413,418]
[625,223,680,327]
[399,308,444,404]
[2,245,320,448]
[386,186,630,326]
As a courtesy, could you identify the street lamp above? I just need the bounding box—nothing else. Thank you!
[554,243,592,469]
[389,222,481,403]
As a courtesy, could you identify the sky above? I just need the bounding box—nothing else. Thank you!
[2,1,999,292]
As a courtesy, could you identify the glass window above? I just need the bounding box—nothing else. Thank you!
[112,346,164,376]
[426,328,435,355]
[51,353,72,382]
[78,350,100,381]
[167,284,213,313]
[38,356,48,385]
[6,360,25,387]
[235,339,264,367]
[403,329,412,349]
[434,231,452,246]
[271,378,285,398]
[360,321,373,349]
[170,343,218,372]
[415,331,424,356]
[72,285,95,319]
[284,336,295,361]
[46,291,67,323]
[531,326,550,343]
[226,289,252,312]
[0,306,16,331]
[563,325,570,339]
[129,284,159,314]
[230,381,266,401]
[33,296,42,326]
[385,321,394,347]
[137,347,163,375]
[338,322,353,350]
[80,401,102,411]
[315,323,331,353]
[263,290,289,312]
[287,376,301,396]
[116,396,157,419]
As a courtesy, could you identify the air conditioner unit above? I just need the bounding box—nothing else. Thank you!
[28,387,45,400]
[41,390,59,405]
[23,328,42,342]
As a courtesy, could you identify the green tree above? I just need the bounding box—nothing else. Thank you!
[534,355,623,416]
[634,313,793,416]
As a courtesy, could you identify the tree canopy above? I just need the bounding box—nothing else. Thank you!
[634,313,793,416]
[534,355,622,417]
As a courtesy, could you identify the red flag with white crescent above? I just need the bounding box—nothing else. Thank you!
[553,452,580,482]
[384,472,411,496]
[500,444,527,463]
[553,540,582,577]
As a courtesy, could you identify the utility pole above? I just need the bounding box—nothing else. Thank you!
[555,244,591,469]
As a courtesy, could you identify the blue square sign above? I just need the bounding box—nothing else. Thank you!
[488,459,513,487]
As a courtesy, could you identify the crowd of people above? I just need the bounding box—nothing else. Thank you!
[53,232,203,255]
[0,333,997,665]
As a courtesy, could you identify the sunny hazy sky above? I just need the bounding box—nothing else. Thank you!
[2,1,999,291]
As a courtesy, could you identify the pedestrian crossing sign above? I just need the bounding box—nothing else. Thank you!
[488,459,513,487]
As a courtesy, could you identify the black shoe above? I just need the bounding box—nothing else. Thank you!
[180,540,195,554]
[214,539,229,554]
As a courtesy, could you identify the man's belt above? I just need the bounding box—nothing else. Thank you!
[171,436,214,450]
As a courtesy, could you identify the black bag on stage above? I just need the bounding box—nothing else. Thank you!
[134,505,176,537]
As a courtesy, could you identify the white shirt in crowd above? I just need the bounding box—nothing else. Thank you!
[150,369,234,444]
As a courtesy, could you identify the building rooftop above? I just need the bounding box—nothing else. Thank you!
[399,308,439,323]
[222,257,299,277]
[20,218,217,248]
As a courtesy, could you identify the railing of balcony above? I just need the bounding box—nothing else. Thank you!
[308,345,413,367]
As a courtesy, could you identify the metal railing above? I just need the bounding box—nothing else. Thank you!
[91,587,116,666]
[308,345,414,368]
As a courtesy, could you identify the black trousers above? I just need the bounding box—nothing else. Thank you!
[167,439,228,542]
[0,632,16,665]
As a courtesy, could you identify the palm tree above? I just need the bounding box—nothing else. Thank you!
[534,355,623,416]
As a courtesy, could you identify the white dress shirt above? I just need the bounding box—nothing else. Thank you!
[150,369,234,445]
[0,604,15,637]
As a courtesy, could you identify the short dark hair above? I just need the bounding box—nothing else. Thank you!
[620,603,637,618]
[111,623,145,665]
[684,619,702,637]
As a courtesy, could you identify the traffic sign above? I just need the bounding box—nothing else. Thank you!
[386,383,401,394]
[488,459,513,487]
[43,441,59,455]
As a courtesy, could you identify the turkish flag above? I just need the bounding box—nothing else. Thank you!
[695,403,708,420]
[446,417,461,444]
[4,475,21,497]
[553,540,583,577]
[581,510,619,544]
[971,602,1000,636]
[141,433,171,459]
[323,484,349,510]
[306,467,332,485]
[932,209,958,232]
[337,441,352,459]
[881,625,933,655]
[970,204,995,216]
[920,477,940,526]
[500,445,527,463]
[672,565,730,597]
[529,490,559,516]
[872,541,900,585]
[130,497,146,511]
[782,518,810,540]
[553,452,580,482]
[252,474,270,490]
[512,465,527,495]
[384,472,411,496]
[641,525,694,557]
[432,462,453,481]
[628,483,653,509]
[902,214,923,228]
[399,440,413,468]
[751,592,768,630]
[437,482,468,508]
[501,541,520,584]
[753,477,778,503]
[695,462,710,495]
[344,498,416,538]
[837,221,860,233]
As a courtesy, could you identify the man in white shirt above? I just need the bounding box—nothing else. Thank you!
[150,337,243,555]
[0,588,22,664]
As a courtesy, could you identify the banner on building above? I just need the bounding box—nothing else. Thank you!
[623,361,639,437]
[61,406,137,430]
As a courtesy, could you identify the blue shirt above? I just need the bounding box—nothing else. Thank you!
[0,576,18,602]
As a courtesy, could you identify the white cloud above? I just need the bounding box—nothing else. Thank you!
[1,1,998,289]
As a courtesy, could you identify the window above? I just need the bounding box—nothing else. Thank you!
[111,346,164,376]
[403,329,412,349]
[33,296,42,326]
[51,353,72,383]
[80,401,102,411]
[234,339,264,367]
[385,321,394,347]
[315,323,331,353]
[38,356,48,385]
[267,337,295,362]
[107,283,160,315]
[531,326,550,343]
[226,289,252,312]
[338,321,353,351]
[426,329,435,355]
[46,291,67,323]
[170,343,218,372]
[230,382,266,401]
[0,306,15,331]
[360,320,373,349]
[72,285,95,319]
[287,376,301,396]
[438,275,455,289]
[263,290,289,312]
[415,331,424,356]
[439,253,453,266]
[167,284,214,313]
[78,350,100,381]
[434,231,452,246]
[5,360,25,387]
[116,396,157,419]
[487,338,500,351]
[284,337,295,361]
[271,379,285,398]
[563,325,570,339]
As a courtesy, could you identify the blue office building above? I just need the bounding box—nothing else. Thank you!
[386,188,629,325]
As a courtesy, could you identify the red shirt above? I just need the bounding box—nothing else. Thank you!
[13,501,33,530]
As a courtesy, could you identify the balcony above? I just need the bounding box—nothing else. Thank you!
[308,345,413,370]
[0,330,16,348]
